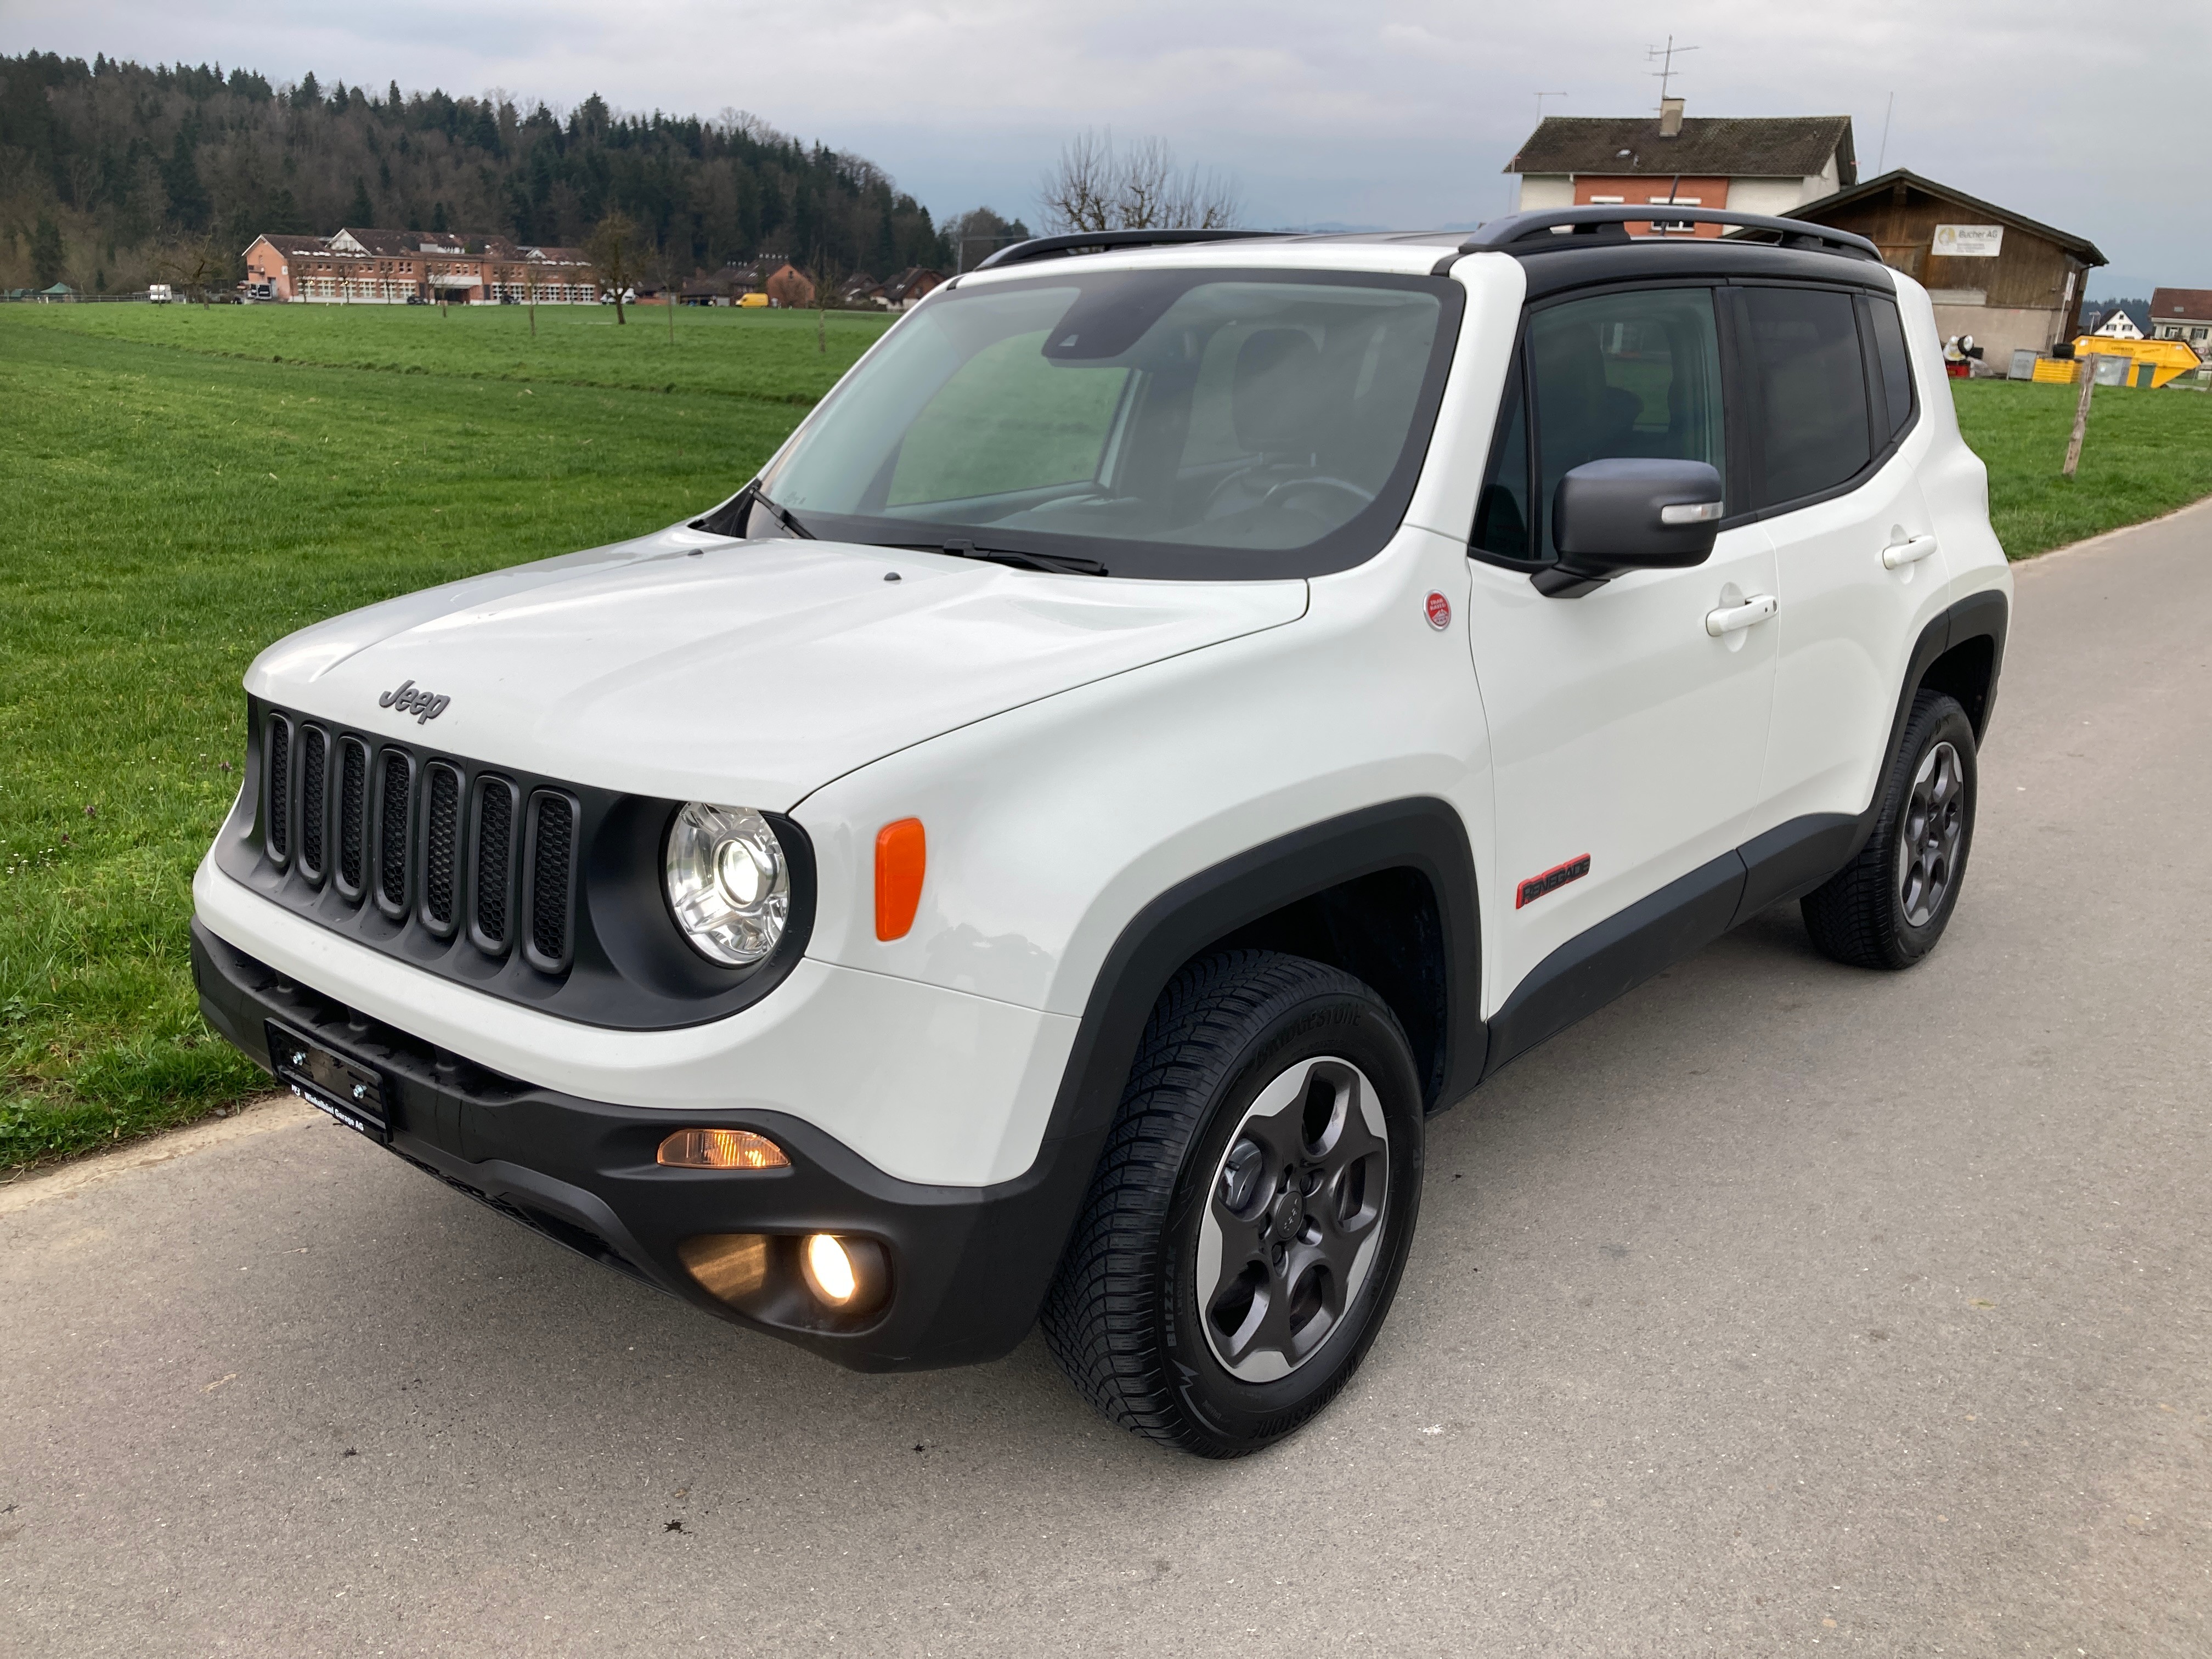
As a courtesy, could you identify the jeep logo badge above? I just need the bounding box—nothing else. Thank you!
[378,679,450,724]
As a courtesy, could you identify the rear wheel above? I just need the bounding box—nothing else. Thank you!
[1803,691,1978,969]
[1042,951,1424,1457]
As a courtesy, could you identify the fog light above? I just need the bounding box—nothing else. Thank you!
[657,1127,788,1170]
[801,1232,888,1313]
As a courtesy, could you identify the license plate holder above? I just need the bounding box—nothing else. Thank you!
[266,1020,391,1143]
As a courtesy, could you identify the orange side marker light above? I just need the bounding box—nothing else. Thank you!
[875,817,926,941]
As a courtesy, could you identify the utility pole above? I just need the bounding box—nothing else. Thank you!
[1646,36,1700,108]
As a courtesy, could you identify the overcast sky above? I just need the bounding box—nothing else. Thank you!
[8,0,2204,291]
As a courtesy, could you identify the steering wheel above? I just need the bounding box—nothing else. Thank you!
[1259,475,1374,515]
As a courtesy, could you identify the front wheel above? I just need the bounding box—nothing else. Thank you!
[1042,951,1424,1457]
[1802,690,1978,969]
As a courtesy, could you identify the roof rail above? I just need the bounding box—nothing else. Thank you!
[1436,207,1881,272]
[974,228,1294,270]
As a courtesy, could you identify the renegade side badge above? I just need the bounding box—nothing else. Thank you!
[1425,591,1452,629]
[1516,854,1590,909]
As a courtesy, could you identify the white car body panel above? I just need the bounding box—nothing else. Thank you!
[244,529,1305,809]
[195,853,1075,1187]
[796,524,1491,1025]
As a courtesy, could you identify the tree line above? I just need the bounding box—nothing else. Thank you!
[0,50,1017,295]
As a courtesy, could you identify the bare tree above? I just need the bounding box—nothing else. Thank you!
[585,212,639,325]
[1039,130,1242,234]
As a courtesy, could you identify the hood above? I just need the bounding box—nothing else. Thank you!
[245,524,1307,808]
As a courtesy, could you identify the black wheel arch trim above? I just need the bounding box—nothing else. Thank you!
[1037,797,1486,1160]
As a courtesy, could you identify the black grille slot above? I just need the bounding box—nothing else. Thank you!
[297,726,328,883]
[421,762,462,935]
[523,791,577,974]
[336,737,369,899]
[264,715,291,864]
[470,776,518,954]
[376,748,415,916]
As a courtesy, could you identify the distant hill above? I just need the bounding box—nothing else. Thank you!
[0,51,961,293]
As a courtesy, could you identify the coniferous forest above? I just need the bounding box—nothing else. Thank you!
[0,50,1022,294]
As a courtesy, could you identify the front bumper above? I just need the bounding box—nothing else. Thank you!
[193,921,1104,1372]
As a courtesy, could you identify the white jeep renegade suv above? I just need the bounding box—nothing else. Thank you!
[194,208,2010,1457]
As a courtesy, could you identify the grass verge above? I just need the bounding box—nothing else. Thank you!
[1953,377,2212,558]
[2,306,885,1169]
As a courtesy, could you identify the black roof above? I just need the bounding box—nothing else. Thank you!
[1792,168,2106,265]
[1506,115,1855,183]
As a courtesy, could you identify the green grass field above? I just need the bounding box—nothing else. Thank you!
[2,303,2207,1171]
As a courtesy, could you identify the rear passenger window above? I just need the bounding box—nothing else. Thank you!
[1526,286,1725,561]
[1743,287,1870,507]
[1865,296,1916,440]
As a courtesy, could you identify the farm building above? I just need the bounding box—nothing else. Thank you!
[242,229,596,304]
[1790,170,2105,364]
[1505,102,1855,234]
[880,267,943,309]
[2151,289,2212,349]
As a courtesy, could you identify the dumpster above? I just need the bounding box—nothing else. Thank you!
[2066,335,2204,389]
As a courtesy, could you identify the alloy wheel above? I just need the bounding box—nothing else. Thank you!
[1195,1056,1390,1384]
[1897,739,1965,927]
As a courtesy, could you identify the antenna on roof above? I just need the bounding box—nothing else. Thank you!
[1645,35,1699,108]
[1534,91,1568,121]
[1876,91,1895,173]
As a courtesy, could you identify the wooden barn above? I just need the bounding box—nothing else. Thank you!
[1791,169,2106,365]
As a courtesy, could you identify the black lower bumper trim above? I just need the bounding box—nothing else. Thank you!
[191,918,1103,1372]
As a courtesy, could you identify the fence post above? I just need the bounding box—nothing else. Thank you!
[2062,356,2099,478]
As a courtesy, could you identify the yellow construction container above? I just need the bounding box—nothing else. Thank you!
[2031,357,2081,383]
[2066,336,2205,388]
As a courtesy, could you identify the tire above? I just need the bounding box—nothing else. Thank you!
[1042,950,1424,1458]
[1802,690,1978,970]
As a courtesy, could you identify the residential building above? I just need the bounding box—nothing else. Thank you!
[2089,308,2145,340]
[1505,101,1854,234]
[1791,170,2105,363]
[879,267,944,310]
[836,272,884,307]
[242,228,596,304]
[2151,289,2212,349]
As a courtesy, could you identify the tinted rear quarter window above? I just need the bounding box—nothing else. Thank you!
[1865,296,1916,439]
[1743,287,1870,507]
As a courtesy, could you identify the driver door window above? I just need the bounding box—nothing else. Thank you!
[1474,286,1728,566]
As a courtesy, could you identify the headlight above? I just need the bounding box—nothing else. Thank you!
[665,803,791,966]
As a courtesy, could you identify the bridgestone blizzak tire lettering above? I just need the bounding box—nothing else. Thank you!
[1802,690,1978,970]
[1042,950,1424,1457]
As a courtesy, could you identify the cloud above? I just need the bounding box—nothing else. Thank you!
[5,0,2208,278]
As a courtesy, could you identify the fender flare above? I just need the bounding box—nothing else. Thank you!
[1849,585,2009,864]
[1041,797,1486,1159]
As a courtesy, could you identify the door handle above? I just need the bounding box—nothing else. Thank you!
[1882,533,1940,569]
[1705,593,1778,637]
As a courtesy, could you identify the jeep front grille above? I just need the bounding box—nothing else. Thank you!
[263,714,291,864]
[524,790,578,974]
[376,748,414,915]
[336,736,368,896]
[421,762,462,936]
[260,717,583,980]
[298,725,328,883]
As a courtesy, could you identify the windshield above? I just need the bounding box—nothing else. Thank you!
[748,268,1461,579]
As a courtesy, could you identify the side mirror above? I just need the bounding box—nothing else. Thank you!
[1533,459,1724,596]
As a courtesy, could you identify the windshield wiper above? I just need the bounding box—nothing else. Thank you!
[749,486,814,540]
[928,539,1108,577]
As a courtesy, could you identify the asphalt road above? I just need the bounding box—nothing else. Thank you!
[7,504,2211,1657]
